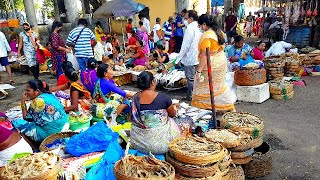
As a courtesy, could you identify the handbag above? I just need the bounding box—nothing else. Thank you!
[68,28,85,47]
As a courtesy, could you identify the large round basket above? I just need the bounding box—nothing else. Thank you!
[39,131,79,152]
[0,156,61,180]
[175,171,223,180]
[113,157,175,180]
[221,165,245,180]
[165,153,218,178]
[168,137,228,165]
[204,129,242,149]
[234,68,266,86]
[269,81,293,95]
[229,136,264,152]
[232,156,253,165]
[271,90,294,100]
[265,59,285,68]
[221,112,264,139]
[243,142,272,178]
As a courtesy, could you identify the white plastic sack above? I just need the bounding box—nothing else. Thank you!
[67,51,79,71]
[0,66,5,72]
[226,72,237,102]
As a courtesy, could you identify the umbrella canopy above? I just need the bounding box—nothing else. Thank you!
[93,0,146,18]
[256,7,277,13]
[211,0,224,6]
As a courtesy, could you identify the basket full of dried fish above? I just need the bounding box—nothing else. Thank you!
[169,136,227,165]
[204,129,242,149]
[0,152,61,180]
[221,112,264,139]
[113,155,175,180]
[165,153,219,178]
[229,135,263,152]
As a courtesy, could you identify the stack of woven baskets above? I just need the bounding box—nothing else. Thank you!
[269,80,294,100]
[265,57,286,80]
[298,54,313,66]
[282,54,302,76]
[220,112,272,178]
[166,136,242,179]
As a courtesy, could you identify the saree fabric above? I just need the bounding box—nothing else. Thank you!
[191,30,235,112]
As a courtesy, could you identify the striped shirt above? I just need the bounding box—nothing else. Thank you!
[66,26,96,58]
[163,21,173,41]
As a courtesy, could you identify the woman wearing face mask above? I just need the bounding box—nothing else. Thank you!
[18,22,40,79]
[50,21,71,79]
[16,79,68,143]
[192,14,235,112]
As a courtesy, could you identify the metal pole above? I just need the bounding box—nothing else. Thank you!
[205,47,217,129]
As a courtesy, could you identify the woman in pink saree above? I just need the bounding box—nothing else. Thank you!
[255,14,263,37]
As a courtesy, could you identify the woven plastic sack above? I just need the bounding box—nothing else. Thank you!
[85,141,124,180]
[66,122,119,157]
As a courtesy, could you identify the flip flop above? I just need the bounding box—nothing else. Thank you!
[9,80,15,85]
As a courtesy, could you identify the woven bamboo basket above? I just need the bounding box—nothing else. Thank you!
[243,142,272,178]
[269,82,294,95]
[204,129,242,149]
[271,90,294,100]
[313,56,320,65]
[232,156,253,165]
[169,137,228,165]
[39,132,79,152]
[165,153,218,178]
[230,136,264,152]
[0,156,61,180]
[230,148,254,159]
[221,112,264,139]
[174,171,223,180]
[221,165,245,180]
[113,156,175,180]
[265,60,285,68]
[299,54,313,65]
[266,67,284,73]
[234,68,266,86]
[218,153,232,171]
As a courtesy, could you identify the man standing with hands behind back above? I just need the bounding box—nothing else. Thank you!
[224,9,238,43]
[175,10,202,101]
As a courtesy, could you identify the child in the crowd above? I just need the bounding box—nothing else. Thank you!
[105,37,113,57]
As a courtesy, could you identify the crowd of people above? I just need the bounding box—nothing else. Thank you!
[0,8,286,165]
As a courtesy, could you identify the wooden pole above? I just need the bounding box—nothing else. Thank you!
[205,47,217,129]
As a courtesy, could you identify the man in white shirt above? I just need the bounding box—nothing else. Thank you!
[0,31,14,84]
[141,15,151,35]
[93,41,106,63]
[153,17,163,43]
[175,10,202,101]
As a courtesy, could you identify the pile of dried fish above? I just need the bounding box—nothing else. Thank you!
[170,136,222,157]
[222,112,263,128]
[205,129,241,148]
[0,152,59,179]
[115,155,174,179]
[154,70,186,88]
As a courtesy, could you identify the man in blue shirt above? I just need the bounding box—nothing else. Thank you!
[174,9,187,53]
[67,19,96,71]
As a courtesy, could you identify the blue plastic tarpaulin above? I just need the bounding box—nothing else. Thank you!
[211,0,224,6]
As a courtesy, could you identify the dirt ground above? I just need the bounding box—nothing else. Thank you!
[0,69,319,179]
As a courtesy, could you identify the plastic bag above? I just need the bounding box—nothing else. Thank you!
[67,51,79,71]
[66,122,119,157]
[85,140,124,180]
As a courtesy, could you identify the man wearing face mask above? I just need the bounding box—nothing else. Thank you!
[174,9,187,53]
[175,10,202,101]
[50,21,71,79]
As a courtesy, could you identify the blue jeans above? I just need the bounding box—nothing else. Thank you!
[77,57,89,71]
[184,65,198,100]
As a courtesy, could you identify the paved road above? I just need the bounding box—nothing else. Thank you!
[0,71,319,180]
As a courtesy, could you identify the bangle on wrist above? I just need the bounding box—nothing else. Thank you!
[21,103,26,110]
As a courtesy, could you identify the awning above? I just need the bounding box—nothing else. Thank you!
[211,0,224,6]
[93,0,146,18]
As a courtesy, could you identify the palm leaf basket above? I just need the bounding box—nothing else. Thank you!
[229,136,264,152]
[168,136,228,166]
[234,68,267,86]
[221,165,245,180]
[221,112,264,139]
[243,142,272,178]
[230,148,254,159]
[39,131,79,152]
[165,153,218,178]
[232,156,253,165]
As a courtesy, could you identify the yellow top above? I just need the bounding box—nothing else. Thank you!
[95,26,106,42]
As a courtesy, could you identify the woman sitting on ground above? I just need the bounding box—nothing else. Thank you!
[129,40,148,67]
[131,71,180,154]
[92,64,134,121]
[51,67,91,113]
[251,41,266,61]
[146,40,169,70]
[17,79,68,143]
[112,46,126,71]
[0,125,33,166]
[80,58,98,95]
[111,33,120,47]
